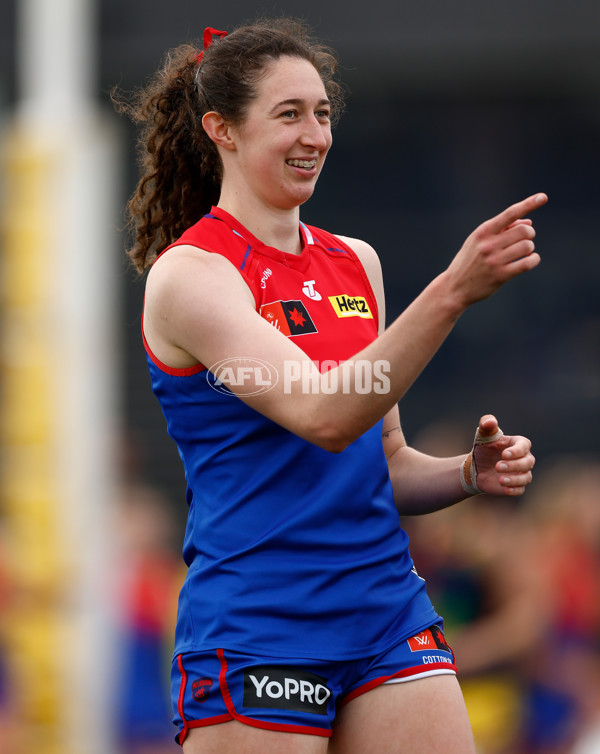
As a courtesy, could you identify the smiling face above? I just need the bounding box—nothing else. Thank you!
[220,56,333,213]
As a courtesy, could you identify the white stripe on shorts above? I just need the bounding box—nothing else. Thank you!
[383,668,457,685]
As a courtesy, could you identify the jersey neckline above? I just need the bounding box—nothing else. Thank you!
[207,206,314,272]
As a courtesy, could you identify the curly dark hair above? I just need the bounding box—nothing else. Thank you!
[113,17,346,272]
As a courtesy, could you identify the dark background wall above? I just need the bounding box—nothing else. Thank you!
[2,0,598,511]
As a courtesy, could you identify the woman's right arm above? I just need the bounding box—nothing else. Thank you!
[143,193,547,452]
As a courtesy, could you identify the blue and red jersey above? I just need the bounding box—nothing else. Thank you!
[143,207,439,660]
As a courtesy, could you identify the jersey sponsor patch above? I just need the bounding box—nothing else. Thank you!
[260,300,318,336]
[328,294,373,319]
[302,279,322,301]
[407,625,451,653]
[243,665,331,715]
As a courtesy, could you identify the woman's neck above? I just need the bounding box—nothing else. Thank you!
[216,192,303,255]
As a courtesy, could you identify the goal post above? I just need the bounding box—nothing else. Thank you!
[0,1,122,751]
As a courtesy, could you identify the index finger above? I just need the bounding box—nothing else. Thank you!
[486,193,548,234]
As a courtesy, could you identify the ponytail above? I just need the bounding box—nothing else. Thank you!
[113,45,221,272]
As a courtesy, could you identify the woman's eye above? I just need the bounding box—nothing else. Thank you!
[316,110,331,120]
[281,110,297,119]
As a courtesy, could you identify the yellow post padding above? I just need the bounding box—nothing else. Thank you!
[0,124,67,754]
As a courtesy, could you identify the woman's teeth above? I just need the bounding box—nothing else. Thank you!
[286,159,317,169]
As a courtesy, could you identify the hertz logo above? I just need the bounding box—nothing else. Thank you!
[328,295,373,319]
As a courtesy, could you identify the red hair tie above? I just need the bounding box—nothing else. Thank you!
[196,27,228,63]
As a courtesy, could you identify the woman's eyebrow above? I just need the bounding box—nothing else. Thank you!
[269,97,331,114]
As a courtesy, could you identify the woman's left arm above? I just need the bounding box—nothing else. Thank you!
[382,407,536,515]
[345,233,535,515]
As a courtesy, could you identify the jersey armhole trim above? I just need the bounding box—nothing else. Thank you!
[160,239,262,311]
[141,303,207,376]
[342,243,380,333]
[309,228,380,332]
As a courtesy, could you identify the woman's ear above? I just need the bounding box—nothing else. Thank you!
[202,111,236,151]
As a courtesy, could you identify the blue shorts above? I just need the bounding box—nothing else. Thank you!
[171,624,456,744]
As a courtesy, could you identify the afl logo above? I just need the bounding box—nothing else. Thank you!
[207,357,279,396]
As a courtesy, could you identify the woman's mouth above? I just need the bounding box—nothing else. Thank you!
[286,159,317,170]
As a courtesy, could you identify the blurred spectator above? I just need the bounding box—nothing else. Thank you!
[407,421,600,753]
[520,459,600,754]
[113,483,183,753]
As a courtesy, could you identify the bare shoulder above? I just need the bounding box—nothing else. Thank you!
[148,243,242,287]
[146,244,254,309]
[143,244,256,368]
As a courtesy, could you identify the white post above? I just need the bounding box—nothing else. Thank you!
[0,1,121,752]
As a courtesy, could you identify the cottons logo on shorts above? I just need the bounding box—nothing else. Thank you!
[328,294,373,319]
[243,665,332,715]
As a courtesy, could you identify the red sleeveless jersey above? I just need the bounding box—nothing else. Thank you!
[144,207,439,661]
[166,206,380,369]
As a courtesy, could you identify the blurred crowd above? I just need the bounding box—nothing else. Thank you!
[0,479,183,754]
[0,445,599,753]
[406,439,600,754]
[110,483,183,753]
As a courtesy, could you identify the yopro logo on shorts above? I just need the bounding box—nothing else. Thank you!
[243,666,332,715]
